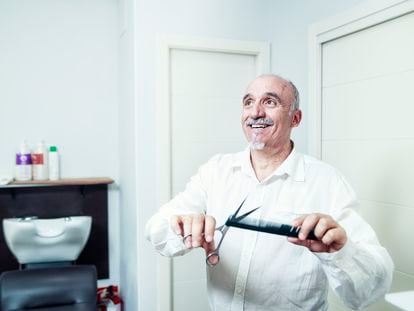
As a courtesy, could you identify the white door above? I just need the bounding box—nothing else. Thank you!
[156,36,270,311]
[320,11,414,311]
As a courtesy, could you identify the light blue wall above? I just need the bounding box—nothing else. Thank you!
[132,1,272,309]
[0,0,120,287]
[269,0,364,152]
[130,1,368,309]
[1,1,370,310]
[118,0,138,310]
[0,0,119,179]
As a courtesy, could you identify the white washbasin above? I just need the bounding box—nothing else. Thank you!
[385,291,414,310]
[3,216,92,264]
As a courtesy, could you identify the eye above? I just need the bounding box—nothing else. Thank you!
[264,99,277,107]
[243,99,253,107]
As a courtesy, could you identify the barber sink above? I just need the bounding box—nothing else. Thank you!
[385,291,414,310]
[3,216,91,264]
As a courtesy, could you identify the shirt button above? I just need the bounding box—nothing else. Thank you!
[236,287,243,295]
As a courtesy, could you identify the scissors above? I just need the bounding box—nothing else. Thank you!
[205,197,317,266]
[206,196,257,266]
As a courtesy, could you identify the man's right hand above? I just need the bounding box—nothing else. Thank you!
[170,214,217,254]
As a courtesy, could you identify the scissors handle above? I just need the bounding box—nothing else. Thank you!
[206,251,220,266]
[226,217,318,240]
[205,225,228,266]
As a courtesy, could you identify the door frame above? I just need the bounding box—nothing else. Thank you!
[155,34,270,311]
[308,0,414,158]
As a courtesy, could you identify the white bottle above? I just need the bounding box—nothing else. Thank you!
[15,140,32,181]
[32,140,49,180]
[48,146,60,180]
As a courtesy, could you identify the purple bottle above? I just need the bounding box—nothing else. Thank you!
[15,140,32,181]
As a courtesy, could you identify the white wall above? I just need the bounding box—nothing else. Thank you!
[118,0,138,310]
[133,1,272,309]
[0,0,120,286]
[0,1,376,310]
[269,0,364,152]
[131,1,373,310]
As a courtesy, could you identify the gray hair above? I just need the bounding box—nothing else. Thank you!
[287,80,300,112]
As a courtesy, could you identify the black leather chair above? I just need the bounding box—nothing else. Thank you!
[0,265,97,311]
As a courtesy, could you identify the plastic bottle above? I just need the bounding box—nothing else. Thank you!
[15,140,32,181]
[48,146,60,180]
[32,140,49,180]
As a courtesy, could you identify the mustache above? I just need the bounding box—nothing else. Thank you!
[245,118,274,126]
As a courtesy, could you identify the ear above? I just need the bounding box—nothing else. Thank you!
[291,109,302,128]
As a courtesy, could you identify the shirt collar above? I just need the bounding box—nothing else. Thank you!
[232,142,305,182]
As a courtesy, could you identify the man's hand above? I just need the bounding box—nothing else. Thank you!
[287,213,347,253]
[170,214,218,263]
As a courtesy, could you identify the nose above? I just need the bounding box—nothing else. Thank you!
[250,102,265,119]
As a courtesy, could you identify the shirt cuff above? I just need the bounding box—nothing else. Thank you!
[146,215,188,257]
[313,239,357,267]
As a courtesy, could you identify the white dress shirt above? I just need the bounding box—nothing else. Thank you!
[145,147,394,311]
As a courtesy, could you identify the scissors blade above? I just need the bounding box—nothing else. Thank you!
[231,196,248,219]
[232,206,261,222]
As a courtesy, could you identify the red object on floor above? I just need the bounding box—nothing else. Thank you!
[97,285,122,311]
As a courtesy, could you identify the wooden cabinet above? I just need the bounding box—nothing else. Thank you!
[0,178,113,279]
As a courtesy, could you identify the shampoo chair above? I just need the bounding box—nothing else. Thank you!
[0,265,97,311]
[0,216,97,311]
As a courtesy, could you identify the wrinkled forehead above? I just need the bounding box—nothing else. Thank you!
[245,75,294,104]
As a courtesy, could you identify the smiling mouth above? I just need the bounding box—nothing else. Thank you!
[249,124,270,129]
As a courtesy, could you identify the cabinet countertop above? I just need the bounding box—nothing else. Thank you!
[1,177,114,188]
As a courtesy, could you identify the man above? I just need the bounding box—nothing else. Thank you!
[146,74,393,310]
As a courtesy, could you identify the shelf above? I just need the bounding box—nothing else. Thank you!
[2,177,114,188]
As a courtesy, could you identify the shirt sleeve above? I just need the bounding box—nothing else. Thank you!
[145,157,214,257]
[314,172,394,310]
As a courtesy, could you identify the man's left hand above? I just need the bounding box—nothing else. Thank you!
[287,213,347,253]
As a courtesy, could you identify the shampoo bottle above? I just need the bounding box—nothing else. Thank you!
[15,140,32,181]
[32,140,49,180]
[48,146,60,180]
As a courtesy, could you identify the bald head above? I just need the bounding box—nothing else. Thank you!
[247,74,300,112]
